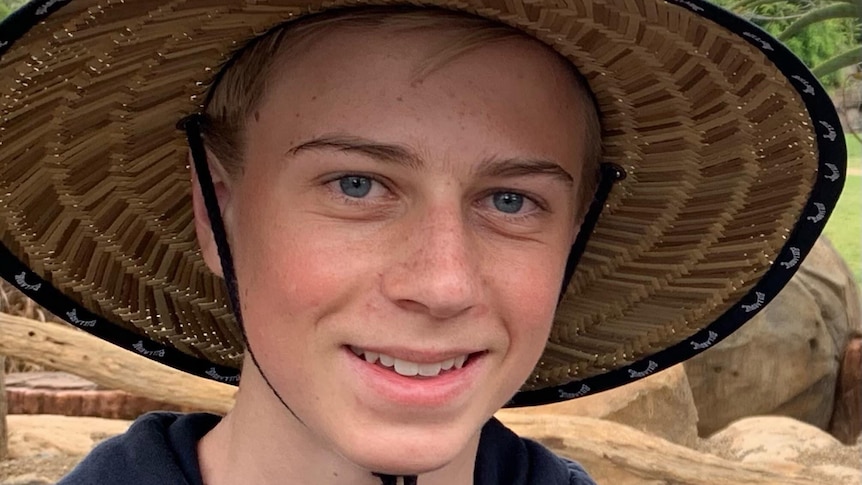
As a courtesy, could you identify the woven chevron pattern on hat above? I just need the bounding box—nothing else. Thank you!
[0,0,845,405]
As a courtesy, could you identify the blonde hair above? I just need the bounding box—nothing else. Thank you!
[202,6,602,219]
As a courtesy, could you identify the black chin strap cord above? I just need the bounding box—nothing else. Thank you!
[181,114,417,485]
[559,162,626,302]
[181,114,306,422]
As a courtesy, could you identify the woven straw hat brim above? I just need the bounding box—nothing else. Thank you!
[0,0,846,406]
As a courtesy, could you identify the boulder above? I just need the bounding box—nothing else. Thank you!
[495,411,847,485]
[704,416,842,464]
[514,364,699,447]
[809,465,862,485]
[684,237,862,440]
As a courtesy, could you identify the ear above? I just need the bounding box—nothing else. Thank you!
[570,222,582,246]
[570,203,585,245]
[190,149,234,278]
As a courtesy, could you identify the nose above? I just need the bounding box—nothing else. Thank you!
[381,206,483,320]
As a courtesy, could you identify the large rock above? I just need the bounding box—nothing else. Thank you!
[700,416,862,485]
[495,411,852,485]
[704,416,842,464]
[514,364,699,447]
[684,237,862,439]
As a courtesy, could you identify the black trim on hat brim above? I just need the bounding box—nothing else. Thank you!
[0,0,848,405]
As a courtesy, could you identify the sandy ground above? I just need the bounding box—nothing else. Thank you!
[1,415,131,484]
[0,455,83,484]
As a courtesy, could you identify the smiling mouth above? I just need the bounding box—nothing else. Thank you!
[348,346,478,378]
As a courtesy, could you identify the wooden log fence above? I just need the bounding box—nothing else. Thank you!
[1,355,6,461]
[0,313,234,415]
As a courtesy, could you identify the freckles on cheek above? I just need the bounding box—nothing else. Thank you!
[240,222,375,329]
[495,256,563,330]
[247,246,331,312]
[506,251,566,308]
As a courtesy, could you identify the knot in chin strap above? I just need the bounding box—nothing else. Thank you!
[373,474,418,485]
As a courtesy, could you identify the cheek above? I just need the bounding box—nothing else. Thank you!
[490,247,566,341]
[228,192,352,346]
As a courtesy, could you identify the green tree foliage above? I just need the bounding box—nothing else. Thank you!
[711,0,861,88]
[0,1,26,19]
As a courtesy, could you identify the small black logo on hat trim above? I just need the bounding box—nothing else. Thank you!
[670,0,705,13]
[741,291,766,313]
[824,163,841,182]
[558,384,591,399]
[36,0,63,16]
[132,340,166,358]
[780,247,801,269]
[206,367,240,384]
[742,32,774,51]
[628,361,658,379]
[807,202,827,223]
[690,330,718,350]
[819,121,837,141]
[66,309,96,327]
[14,272,41,291]
[791,75,816,96]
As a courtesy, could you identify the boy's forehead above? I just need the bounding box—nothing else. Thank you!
[260,24,581,116]
[238,16,594,182]
[279,18,559,75]
[262,30,578,122]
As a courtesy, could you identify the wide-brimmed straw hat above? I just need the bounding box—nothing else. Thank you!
[0,0,846,406]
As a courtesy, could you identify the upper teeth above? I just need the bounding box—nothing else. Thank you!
[349,346,468,377]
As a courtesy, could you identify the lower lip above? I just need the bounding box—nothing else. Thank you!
[343,348,485,408]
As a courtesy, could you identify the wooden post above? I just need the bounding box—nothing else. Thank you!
[0,355,7,461]
[829,336,862,445]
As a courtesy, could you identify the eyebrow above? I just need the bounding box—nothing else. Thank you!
[287,135,423,170]
[475,156,574,186]
[287,134,574,186]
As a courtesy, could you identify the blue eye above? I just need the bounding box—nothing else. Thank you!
[339,176,373,198]
[493,192,524,214]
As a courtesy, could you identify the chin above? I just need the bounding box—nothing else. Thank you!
[336,420,480,476]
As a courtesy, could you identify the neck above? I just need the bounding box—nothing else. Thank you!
[197,366,479,485]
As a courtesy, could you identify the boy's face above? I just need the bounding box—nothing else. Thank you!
[208,26,590,474]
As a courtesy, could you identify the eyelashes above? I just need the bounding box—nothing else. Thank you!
[325,173,546,218]
[320,172,553,235]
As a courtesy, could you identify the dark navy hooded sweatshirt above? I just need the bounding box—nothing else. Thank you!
[57,412,596,484]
